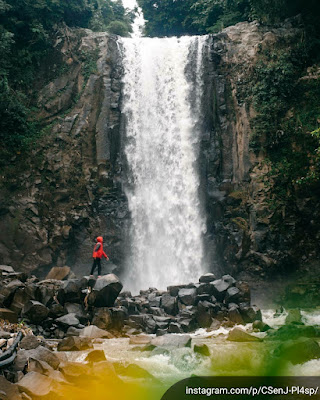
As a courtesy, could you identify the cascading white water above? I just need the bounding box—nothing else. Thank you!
[120,35,208,292]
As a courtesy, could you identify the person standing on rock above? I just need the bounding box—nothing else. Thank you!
[90,236,109,277]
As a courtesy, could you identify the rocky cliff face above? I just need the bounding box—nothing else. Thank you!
[0,21,317,282]
[201,20,307,278]
[0,28,127,277]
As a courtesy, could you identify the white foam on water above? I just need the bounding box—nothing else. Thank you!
[261,309,288,328]
[301,310,320,326]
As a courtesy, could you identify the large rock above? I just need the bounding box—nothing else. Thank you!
[228,305,244,325]
[194,344,210,356]
[80,324,113,339]
[22,300,49,323]
[15,346,60,371]
[0,376,22,400]
[168,322,182,333]
[196,283,215,296]
[64,302,88,324]
[10,285,39,314]
[151,334,191,348]
[85,349,106,363]
[57,279,85,305]
[161,293,178,315]
[17,371,53,398]
[0,308,18,323]
[0,265,15,274]
[37,280,64,306]
[178,288,196,306]
[225,287,240,303]
[227,327,262,342]
[267,324,316,340]
[56,312,80,328]
[91,307,112,329]
[59,361,89,382]
[114,363,158,382]
[20,335,40,350]
[274,338,320,365]
[210,278,233,300]
[88,274,123,307]
[239,304,262,323]
[199,273,216,283]
[110,306,128,330]
[46,266,71,280]
[196,301,213,328]
[57,335,93,351]
[167,285,186,297]
[285,309,302,325]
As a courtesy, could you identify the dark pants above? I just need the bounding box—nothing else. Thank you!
[90,258,101,275]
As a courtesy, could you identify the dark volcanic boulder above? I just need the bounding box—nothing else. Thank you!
[167,285,186,297]
[110,306,128,330]
[56,313,80,328]
[46,266,71,280]
[210,279,230,300]
[196,301,213,328]
[22,300,49,324]
[228,304,244,325]
[225,287,240,303]
[91,307,112,329]
[57,279,85,305]
[178,288,196,306]
[199,273,216,283]
[10,285,40,315]
[20,335,40,350]
[88,274,123,307]
[239,304,262,323]
[168,322,182,333]
[57,336,93,351]
[179,318,198,332]
[196,283,214,296]
[0,307,18,323]
[161,293,178,315]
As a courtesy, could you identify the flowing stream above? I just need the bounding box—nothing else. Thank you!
[120,35,208,292]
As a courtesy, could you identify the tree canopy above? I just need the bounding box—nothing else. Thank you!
[137,0,320,37]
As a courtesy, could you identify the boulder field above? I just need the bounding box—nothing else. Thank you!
[2,265,320,399]
[0,266,261,339]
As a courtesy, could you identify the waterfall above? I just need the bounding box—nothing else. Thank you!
[120,36,208,293]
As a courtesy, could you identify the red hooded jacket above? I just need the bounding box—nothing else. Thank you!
[92,236,108,259]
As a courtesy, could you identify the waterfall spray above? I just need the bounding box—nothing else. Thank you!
[120,35,208,292]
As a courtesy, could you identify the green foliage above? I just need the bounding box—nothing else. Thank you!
[0,80,38,150]
[0,0,131,158]
[249,47,320,211]
[138,0,320,37]
[107,20,130,37]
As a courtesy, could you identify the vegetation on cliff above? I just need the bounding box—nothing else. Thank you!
[137,0,320,37]
[0,0,131,159]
